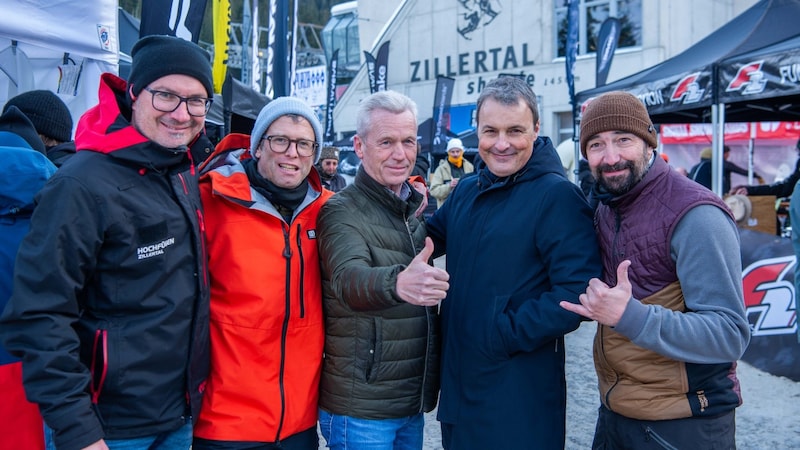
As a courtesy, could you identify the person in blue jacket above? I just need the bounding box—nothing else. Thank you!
[425,76,601,449]
[0,106,56,450]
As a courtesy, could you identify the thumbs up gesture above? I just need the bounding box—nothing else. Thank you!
[396,237,450,306]
[559,260,633,326]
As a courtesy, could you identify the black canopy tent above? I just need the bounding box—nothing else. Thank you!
[718,34,800,121]
[574,0,800,195]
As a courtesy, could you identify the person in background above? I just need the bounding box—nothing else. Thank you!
[429,138,474,209]
[732,138,800,198]
[0,106,56,450]
[317,145,347,192]
[316,90,448,450]
[0,35,214,450]
[426,76,601,449]
[690,145,762,193]
[562,91,750,449]
[3,89,75,167]
[411,140,430,181]
[193,96,332,449]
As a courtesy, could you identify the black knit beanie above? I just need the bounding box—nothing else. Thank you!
[3,90,73,142]
[128,35,214,98]
[579,91,658,157]
[0,106,47,154]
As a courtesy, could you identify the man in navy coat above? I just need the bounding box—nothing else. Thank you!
[426,76,601,449]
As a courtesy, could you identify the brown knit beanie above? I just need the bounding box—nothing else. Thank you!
[579,91,657,157]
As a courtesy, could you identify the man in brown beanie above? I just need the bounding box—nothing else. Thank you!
[3,89,76,167]
[560,91,750,449]
[0,35,213,450]
[316,145,347,192]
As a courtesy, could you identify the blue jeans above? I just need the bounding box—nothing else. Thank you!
[45,420,192,450]
[318,409,424,450]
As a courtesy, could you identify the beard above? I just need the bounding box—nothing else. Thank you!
[594,157,648,196]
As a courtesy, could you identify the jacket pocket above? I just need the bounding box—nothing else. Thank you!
[483,294,511,361]
[90,329,108,405]
[365,317,383,383]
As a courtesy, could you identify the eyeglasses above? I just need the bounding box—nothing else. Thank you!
[262,135,318,157]
[144,88,212,117]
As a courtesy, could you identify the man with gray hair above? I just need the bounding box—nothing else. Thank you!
[317,90,449,450]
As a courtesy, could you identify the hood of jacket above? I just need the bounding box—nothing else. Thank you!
[74,73,203,171]
[0,145,55,216]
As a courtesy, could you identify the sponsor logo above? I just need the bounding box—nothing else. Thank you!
[307,230,317,240]
[137,237,176,260]
[726,61,767,95]
[742,256,797,337]
[670,73,705,104]
[457,0,502,40]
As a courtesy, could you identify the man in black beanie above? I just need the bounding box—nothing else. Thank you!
[0,35,214,450]
[4,89,76,167]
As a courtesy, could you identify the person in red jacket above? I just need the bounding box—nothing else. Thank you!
[193,96,333,449]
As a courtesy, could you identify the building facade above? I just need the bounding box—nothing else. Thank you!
[327,0,758,147]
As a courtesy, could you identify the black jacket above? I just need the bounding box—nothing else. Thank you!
[0,73,210,450]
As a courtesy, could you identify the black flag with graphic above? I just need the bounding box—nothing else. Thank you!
[140,0,208,43]
[324,49,339,145]
[595,17,621,88]
[431,76,455,155]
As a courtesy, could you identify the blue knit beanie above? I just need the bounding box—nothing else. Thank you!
[250,96,323,163]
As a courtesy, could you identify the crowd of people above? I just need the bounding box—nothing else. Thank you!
[2,33,785,450]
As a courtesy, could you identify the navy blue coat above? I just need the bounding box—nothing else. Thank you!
[426,136,601,449]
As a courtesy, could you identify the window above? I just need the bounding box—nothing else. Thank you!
[322,9,361,72]
[555,111,575,148]
[555,0,642,58]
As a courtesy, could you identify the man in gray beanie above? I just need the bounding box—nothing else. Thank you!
[1,34,214,450]
[561,90,750,449]
[193,95,333,449]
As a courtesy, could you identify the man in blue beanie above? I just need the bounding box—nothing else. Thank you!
[0,35,214,450]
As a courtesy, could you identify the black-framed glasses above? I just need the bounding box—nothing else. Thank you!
[144,88,212,117]
[262,135,318,157]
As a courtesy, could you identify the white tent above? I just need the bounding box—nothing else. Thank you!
[0,1,119,133]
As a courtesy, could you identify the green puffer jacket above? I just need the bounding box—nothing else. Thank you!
[317,167,440,419]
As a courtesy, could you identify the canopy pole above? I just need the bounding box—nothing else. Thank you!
[748,122,756,184]
[711,103,725,197]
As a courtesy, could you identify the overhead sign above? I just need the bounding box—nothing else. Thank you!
[293,65,326,107]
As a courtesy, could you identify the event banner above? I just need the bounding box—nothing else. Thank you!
[324,49,339,145]
[140,0,207,43]
[211,0,231,93]
[364,41,390,94]
[431,76,455,154]
[595,18,621,88]
[564,0,578,102]
[265,0,289,98]
[738,229,799,381]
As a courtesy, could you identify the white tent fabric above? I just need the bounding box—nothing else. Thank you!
[0,1,119,134]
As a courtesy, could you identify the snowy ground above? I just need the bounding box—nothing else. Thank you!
[413,321,800,450]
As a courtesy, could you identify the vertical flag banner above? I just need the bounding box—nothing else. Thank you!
[289,0,299,97]
[595,18,621,87]
[373,41,390,92]
[212,0,231,93]
[140,0,208,43]
[324,49,339,144]
[363,50,377,94]
[251,0,261,91]
[564,0,578,107]
[431,76,455,154]
[266,0,289,98]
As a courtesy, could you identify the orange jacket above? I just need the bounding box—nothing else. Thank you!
[194,134,333,442]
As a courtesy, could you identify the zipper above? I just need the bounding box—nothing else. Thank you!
[196,209,208,287]
[296,223,305,318]
[645,426,679,450]
[90,329,108,404]
[275,224,292,442]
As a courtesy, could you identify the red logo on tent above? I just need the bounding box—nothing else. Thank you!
[726,60,767,95]
[670,73,705,104]
[742,256,797,337]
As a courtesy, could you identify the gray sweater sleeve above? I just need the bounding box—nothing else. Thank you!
[614,205,751,363]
